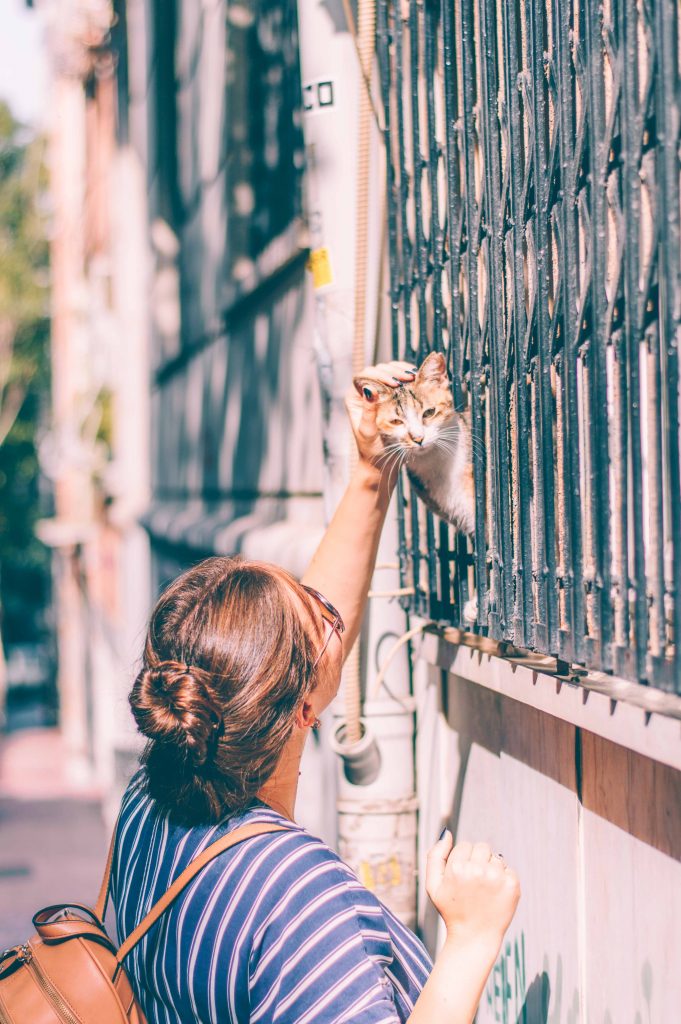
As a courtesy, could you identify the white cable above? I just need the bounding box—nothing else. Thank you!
[369,621,434,702]
[367,587,415,599]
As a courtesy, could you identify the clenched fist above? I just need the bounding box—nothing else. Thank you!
[426,834,521,945]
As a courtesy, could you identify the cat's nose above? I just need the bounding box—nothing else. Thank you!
[410,434,424,446]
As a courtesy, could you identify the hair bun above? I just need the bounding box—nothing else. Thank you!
[130,659,222,767]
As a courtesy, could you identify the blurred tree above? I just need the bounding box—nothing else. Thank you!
[0,100,51,669]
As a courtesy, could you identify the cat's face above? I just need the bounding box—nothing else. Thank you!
[355,352,457,452]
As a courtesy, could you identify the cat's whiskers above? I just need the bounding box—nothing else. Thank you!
[378,445,406,486]
[468,440,487,463]
[375,443,406,468]
[431,441,458,460]
[389,448,409,490]
[435,427,464,443]
[436,426,487,463]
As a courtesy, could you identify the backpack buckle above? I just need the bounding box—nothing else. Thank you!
[0,946,30,980]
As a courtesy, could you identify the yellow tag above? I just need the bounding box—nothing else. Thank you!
[307,247,333,289]
[358,861,373,889]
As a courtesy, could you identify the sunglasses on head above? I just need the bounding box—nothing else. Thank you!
[301,584,346,668]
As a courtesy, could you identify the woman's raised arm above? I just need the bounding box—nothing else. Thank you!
[301,359,416,656]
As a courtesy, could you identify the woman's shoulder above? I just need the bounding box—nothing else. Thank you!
[114,779,376,924]
[223,804,358,889]
[116,780,351,887]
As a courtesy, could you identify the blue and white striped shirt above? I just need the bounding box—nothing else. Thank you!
[111,772,432,1023]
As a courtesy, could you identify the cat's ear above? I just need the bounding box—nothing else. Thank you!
[416,351,448,383]
[353,377,392,403]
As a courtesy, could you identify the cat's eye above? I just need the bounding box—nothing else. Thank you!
[390,418,404,426]
[422,408,436,419]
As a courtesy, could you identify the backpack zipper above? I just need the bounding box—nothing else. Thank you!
[17,945,81,1024]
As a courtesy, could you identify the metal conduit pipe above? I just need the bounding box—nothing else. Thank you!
[343,0,377,748]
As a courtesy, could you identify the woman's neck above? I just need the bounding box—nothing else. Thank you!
[256,730,305,821]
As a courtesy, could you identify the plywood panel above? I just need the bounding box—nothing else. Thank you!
[581,733,681,1020]
[416,657,681,1023]
[440,672,582,1023]
[415,663,463,948]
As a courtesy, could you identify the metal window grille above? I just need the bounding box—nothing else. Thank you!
[377,0,681,691]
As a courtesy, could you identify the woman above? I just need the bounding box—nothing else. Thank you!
[112,360,520,1024]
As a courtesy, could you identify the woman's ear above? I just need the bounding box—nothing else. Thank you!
[296,698,316,730]
[353,377,392,403]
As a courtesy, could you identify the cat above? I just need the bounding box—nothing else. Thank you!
[354,351,478,622]
[354,351,475,531]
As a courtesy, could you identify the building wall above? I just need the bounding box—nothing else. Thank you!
[414,635,681,1022]
[112,0,334,831]
[119,9,681,994]
[129,0,324,582]
[39,0,152,800]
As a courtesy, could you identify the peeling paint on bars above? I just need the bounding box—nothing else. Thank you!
[377,0,681,692]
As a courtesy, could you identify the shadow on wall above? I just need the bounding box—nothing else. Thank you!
[154,265,313,498]
[420,732,472,951]
[516,972,550,1024]
[146,259,322,588]
[433,655,681,1021]
[436,652,681,862]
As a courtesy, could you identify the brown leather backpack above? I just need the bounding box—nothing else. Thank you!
[0,821,287,1023]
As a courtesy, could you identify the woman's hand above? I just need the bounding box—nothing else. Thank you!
[407,836,520,1024]
[344,360,418,467]
[426,834,521,947]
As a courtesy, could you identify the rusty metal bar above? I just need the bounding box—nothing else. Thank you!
[376,0,681,692]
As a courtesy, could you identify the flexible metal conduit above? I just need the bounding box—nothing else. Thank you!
[344,0,377,746]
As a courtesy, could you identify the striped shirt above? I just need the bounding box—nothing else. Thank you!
[111,771,432,1023]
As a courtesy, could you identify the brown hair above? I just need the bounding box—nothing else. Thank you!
[128,556,323,825]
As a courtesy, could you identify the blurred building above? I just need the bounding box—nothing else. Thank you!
[34,0,330,820]
[32,0,146,799]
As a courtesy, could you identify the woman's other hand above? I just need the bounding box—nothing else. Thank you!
[406,836,520,1023]
[345,360,418,467]
[426,834,521,948]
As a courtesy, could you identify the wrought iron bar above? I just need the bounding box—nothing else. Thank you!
[378,0,681,692]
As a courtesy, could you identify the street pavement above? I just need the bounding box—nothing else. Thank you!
[0,729,108,950]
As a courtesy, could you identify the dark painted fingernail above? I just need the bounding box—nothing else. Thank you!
[438,827,448,841]
[392,376,404,383]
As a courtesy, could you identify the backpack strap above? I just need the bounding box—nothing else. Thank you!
[115,822,290,963]
[94,824,119,923]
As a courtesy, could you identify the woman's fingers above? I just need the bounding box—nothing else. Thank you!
[425,829,454,895]
[449,840,473,863]
[354,360,418,392]
[470,841,493,864]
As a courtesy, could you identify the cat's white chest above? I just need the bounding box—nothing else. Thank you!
[406,435,474,534]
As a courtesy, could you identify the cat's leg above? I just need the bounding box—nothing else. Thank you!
[462,595,478,626]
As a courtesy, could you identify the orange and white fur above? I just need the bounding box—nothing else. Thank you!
[354,351,477,621]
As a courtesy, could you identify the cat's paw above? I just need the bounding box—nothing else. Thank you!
[462,596,478,626]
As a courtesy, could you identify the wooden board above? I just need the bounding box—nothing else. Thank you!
[422,668,583,1023]
[580,732,681,1020]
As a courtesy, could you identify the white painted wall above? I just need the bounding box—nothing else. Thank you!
[413,639,681,1022]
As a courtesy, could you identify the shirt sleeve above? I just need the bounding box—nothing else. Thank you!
[247,835,403,1024]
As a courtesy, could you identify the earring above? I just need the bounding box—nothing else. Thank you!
[312,717,321,730]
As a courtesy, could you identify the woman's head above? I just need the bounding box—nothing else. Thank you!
[128,556,338,825]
